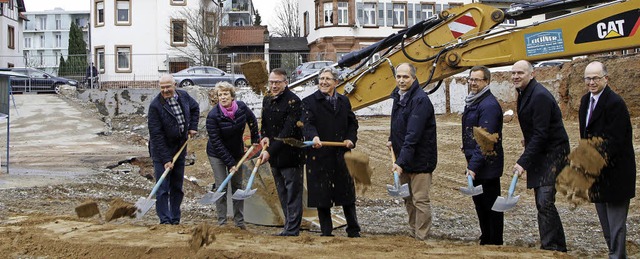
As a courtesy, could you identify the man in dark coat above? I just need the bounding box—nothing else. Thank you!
[258,68,304,236]
[511,60,567,252]
[301,66,360,238]
[147,74,199,224]
[462,66,503,245]
[578,61,636,259]
[387,63,437,240]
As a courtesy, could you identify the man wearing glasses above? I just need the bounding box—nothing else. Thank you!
[578,61,635,259]
[511,60,568,252]
[301,66,361,238]
[258,68,305,236]
[461,66,504,245]
[387,63,437,240]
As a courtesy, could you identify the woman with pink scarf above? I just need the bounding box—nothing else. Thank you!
[205,81,260,229]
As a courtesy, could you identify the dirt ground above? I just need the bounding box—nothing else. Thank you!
[0,55,639,258]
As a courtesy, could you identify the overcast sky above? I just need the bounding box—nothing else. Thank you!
[22,0,277,26]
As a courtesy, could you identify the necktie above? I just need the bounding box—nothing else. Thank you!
[587,97,596,125]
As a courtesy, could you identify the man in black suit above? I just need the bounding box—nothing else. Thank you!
[258,68,305,236]
[511,60,568,252]
[579,61,636,259]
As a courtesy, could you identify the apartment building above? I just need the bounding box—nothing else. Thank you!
[0,0,26,68]
[22,9,89,74]
[90,0,257,85]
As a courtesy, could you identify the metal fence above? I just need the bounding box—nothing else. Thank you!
[1,52,322,90]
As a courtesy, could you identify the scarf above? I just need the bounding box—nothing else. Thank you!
[219,100,238,120]
[465,86,490,107]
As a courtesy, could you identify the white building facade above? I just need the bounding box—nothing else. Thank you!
[0,0,26,68]
[22,9,89,74]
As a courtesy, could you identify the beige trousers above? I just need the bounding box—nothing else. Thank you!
[400,172,432,240]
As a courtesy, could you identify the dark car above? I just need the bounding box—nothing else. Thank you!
[172,66,248,88]
[8,67,78,94]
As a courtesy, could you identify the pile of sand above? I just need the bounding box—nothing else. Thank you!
[105,198,137,222]
[189,223,216,251]
[345,150,374,195]
[556,138,606,208]
[241,60,268,95]
[75,200,100,218]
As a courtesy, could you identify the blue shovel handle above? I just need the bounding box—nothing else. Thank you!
[507,172,519,198]
[467,174,475,187]
[215,172,234,193]
[393,171,401,189]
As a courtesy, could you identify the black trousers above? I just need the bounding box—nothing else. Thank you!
[271,166,303,235]
[534,185,567,252]
[317,203,360,237]
[472,177,503,245]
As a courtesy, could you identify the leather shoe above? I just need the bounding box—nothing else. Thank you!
[320,233,334,237]
[348,233,361,238]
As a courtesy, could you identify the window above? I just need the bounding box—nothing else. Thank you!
[95,46,105,73]
[54,51,60,65]
[55,34,62,47]
[38,51,44,66]
[324,2,333,26]
[25,37,31,49]
[393,3,406,27]
[170,0,186,6]
[95,1,105,26]
[115,0,131,25]
[363,3,376,26]
[55,15,61,30]
[115,46,131,72]
[205,12,215,35]
[8,26,15,49]
[421,4,435,19]
[40,35,45,48]
[8,0,14,10]
[171,20,187,46]
[38,16,47,30]
[24,20,28,30]
[338,2,348,25]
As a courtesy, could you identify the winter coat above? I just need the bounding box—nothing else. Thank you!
[579,86,636,202]
[389,80,437,174]
[301,90,358,208]
[462,90,504,179]
[516,78,569,188]
[206,101,260,167]
[148,89,200,163]
[260,87,304,168]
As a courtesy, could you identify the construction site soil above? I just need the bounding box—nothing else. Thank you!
[0,55,639,258]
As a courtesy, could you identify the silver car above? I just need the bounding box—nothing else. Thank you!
[172,66,248,87]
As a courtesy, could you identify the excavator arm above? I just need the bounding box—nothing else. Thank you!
[326,0,640,110]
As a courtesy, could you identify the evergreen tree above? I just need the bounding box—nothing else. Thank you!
[60,22,88,76]
[58,56,67,76]
[254,10,262,26]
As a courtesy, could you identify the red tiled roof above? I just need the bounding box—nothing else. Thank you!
[218,26,268,48]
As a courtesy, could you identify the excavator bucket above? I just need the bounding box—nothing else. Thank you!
[241,158,346,230]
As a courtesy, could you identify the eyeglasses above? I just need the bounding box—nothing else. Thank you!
[584,76,606,83]
[268,80,286,84]
[467,78,485,83]
[318,77,336,81]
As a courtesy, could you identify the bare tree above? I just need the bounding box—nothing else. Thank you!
[271,0,300,37]
[170,1,220,66]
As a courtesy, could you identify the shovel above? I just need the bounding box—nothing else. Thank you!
[275,137,347,148]
[135,137,190,219]
[199,145,256,205]
[492,171,520,212]
[232,145,268,200]
[459,171,483,196]
[386,148,410,198]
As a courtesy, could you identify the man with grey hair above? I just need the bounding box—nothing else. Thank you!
[301,66,361,237]
[511,60,568,252]
[148,74,200,224]
[387,63,437,240]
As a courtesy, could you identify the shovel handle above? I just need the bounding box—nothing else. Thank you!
[467,174,475,188]
[213,145,256,194]
[302,141,348,147]
[507,171,519,197]
[148,137,191,199]
[245,145,268,190]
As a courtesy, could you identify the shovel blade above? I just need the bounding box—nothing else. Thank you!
[460,185,484,196]
[386,183,410,198]
[491,195,520,212]
[134,197,155,219]
[231,189,257,200]
[199,191,225,205]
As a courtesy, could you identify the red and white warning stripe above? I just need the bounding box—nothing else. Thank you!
[448,12,477,38]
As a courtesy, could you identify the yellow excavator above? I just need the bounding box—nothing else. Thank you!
[244,0,640,227]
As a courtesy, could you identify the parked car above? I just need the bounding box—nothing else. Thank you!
[8,67,78,94]
[290,61,334,83]
[533,59,571,68]
[172,66,248,88]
